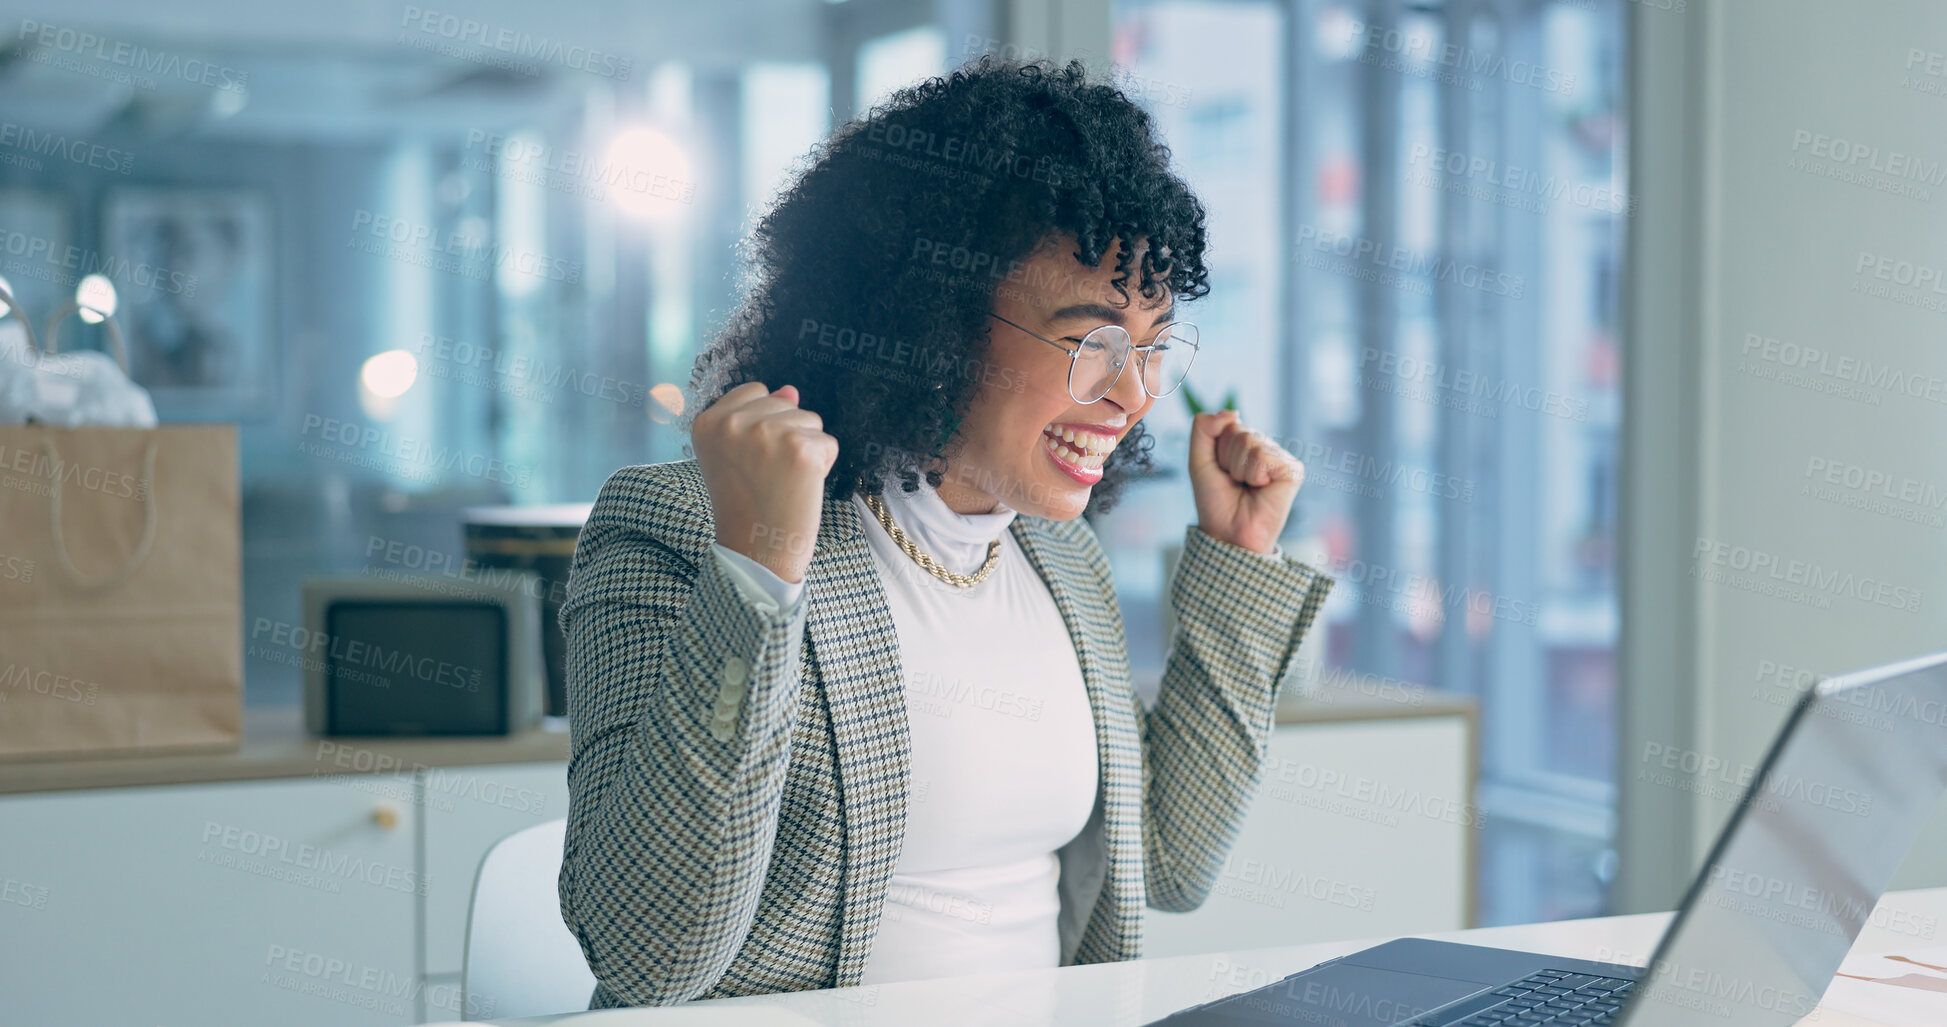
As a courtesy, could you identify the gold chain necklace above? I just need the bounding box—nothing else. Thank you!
[861,491,1002,588]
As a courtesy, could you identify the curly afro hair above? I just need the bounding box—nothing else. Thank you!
[682,55,1211,516]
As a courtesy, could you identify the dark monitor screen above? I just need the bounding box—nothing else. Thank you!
[324,601,507,735]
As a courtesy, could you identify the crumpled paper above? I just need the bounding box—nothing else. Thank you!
[0,320,158,428]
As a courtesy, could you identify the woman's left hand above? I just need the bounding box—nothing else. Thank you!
[1187,410,1305,556]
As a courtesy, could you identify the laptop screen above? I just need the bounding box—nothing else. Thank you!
[1618,652,1947,1026]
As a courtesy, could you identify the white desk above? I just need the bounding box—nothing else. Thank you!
[492,887,1947,1026]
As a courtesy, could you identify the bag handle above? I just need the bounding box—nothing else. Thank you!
[42,298,132,373]
[0,279,132,374]
[0,280,160,590]
[43,432,160,591]
[0,279,42,355]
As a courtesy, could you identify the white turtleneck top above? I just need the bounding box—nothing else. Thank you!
[706,479,1100,984]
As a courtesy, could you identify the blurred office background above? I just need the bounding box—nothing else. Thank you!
[3,0,1943,963]
[0,0,1626,931]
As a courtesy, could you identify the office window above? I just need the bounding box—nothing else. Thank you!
[1091,0,1288,613]
[743,64,836,220]
[1109,0,1627,925]
[857,26,950,111]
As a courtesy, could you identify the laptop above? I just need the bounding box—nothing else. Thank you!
[1146,649,1947,1026]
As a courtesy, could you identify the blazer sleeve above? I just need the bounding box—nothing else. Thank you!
[1138,523,1334,912]
[556,468,810,1006]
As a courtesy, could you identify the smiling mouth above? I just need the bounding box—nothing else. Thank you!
[1041,425,1116,472]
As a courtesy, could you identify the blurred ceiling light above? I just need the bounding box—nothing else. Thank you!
[1315,4,1361,61]
[360,349,420,399]
[604,125,693,219]
[210,84,249,118]
[76,274,117,324]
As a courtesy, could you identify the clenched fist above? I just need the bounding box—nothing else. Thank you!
[1187,409,1305,556]
[693,382,838,584]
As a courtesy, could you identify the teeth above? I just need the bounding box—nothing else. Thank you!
[1045,425,1115,456]
[1042,429,1111,470]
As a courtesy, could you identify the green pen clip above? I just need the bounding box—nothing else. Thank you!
[1180,381,1238,417]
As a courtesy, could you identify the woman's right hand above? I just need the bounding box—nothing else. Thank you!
[693,382,838,584]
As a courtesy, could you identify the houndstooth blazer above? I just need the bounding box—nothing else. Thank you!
[557,458,1334,1009]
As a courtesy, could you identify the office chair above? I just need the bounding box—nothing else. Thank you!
[461,818,596,1019]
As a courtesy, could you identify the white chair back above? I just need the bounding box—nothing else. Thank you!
[462,818,596,1019]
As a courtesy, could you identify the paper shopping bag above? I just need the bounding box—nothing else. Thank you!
[0,424,241,758]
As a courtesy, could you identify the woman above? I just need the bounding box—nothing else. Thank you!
[558,56,1335,1009]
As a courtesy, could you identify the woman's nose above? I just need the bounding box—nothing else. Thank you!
[1100,351,1149,409]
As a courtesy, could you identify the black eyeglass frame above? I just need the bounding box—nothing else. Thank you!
[986,312,1199,405]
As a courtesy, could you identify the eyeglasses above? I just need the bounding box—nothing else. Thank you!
[987,312,1199,405]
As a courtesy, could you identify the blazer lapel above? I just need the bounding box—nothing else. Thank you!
[813,499,1145,984]
[804,493,914,986]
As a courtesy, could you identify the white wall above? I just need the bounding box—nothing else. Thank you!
[1619,0,1947,911]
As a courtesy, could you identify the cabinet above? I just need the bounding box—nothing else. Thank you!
[0,776,418,1027]
[1142,708,1477,957]
[0,761,569,1027]
[0,702,1466,1021]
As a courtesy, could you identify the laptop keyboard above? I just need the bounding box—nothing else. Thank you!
[1428,969,1634,1025]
